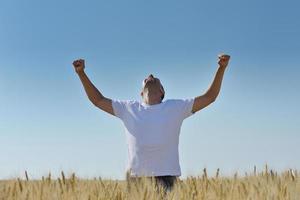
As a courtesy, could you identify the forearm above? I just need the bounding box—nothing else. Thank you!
[77,71,104,105]
[205,66,226,101]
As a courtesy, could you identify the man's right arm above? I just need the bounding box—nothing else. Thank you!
[73,59,115,116]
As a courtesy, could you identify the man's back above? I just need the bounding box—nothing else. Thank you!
[112,98,195,177]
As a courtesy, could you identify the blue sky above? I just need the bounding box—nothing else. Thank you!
[0,0,299,180]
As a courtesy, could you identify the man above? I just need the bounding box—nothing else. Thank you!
[72,54,230,191]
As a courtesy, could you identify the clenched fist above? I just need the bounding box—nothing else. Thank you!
[218,54,230,69]
[73,59,85,73]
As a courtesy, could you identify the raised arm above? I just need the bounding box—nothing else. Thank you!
[192,54,230,113]
[73,59,115,116]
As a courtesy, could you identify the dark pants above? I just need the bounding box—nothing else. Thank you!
[126,174,179,193]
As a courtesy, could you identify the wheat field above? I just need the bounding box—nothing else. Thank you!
[0,166,299,200]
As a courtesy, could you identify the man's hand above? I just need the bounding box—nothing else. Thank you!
[73,59,85,73]
[218,54,230,69]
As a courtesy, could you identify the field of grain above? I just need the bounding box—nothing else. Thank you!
[0,166,299,200]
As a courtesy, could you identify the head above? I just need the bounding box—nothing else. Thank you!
[140,74,165,105]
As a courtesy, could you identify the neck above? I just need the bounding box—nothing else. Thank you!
[143,99,162,105]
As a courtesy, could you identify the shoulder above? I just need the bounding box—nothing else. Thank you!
[112,99,140,108]
[165,98,195,105]
[111,99,139,118]
[165,98,196,119]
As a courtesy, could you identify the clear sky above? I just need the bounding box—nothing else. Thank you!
[0,0,299,180]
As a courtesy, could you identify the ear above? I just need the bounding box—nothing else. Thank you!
[159,90,164,100]
[161,92,164,100]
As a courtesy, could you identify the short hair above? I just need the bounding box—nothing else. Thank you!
[142,76,165,101]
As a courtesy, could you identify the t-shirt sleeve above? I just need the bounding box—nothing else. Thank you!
[174,97,195,120]
[111,99,129,120]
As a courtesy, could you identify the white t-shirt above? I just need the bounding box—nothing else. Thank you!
[112,98,195,177]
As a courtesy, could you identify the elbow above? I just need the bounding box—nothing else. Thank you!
[211,97,217,102]
[205,93,217,103]
[89,97,101,107]
[208,96,217,104]
[89,99,97,107]
[91,101,98,107]
[91,96,106,107]
[204,92,218,104]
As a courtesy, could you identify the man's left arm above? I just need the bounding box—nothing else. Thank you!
[192,54,230,113]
